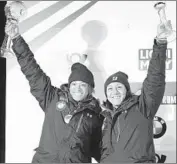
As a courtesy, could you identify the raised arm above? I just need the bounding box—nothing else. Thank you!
[12,36,59,112]
[139,38,167,119]
[5,20,58,112]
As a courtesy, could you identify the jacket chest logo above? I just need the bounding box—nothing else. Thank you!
[64,114,73,124]
[56,100,67,111]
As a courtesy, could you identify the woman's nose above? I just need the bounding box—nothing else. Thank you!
[75,85,82,91]
[112,89,119,94]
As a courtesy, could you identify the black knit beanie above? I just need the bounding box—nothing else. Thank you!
[104,71,130,96]
[68,63,95,88]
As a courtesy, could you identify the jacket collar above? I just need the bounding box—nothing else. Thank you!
[116,95,138,112]
[100,95,139,119]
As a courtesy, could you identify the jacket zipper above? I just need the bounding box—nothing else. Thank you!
[76,113,84,132]
[116,117,120,142]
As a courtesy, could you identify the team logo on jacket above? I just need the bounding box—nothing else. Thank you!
[56,100,67,111]
[64,114,72,124]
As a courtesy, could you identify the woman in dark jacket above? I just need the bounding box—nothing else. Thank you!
[100,22,169,163]
[5,21,103,163]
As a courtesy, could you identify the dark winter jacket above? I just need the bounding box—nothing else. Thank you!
[100,39,167,163]
[12,36,103,163]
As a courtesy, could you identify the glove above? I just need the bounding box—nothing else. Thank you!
[5,19,20,39]
[156,20,172,42]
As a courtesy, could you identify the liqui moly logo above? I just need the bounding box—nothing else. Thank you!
[139,49,172,70]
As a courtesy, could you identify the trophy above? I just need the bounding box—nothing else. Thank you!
[0,1,27,58]
[67,52,87,65]
[154,1,176,42]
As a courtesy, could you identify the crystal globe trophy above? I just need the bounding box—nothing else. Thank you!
[154,1,176,42]
[0,1,27,58]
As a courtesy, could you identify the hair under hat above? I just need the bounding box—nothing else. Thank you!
[68,62,95,88]
[104,71,130,96]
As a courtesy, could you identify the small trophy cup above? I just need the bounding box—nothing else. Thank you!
[0,1,27,58]
[67,52,87,65]
[154,1,176,42]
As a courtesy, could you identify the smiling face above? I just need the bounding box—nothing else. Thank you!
[69,81,91,102]
[106,82,127,108]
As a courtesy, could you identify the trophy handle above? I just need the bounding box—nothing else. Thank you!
[158,7,167,24]
[0,34,14,58]
[154,2,167,24]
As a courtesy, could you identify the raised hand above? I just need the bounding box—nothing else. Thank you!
[5,20,20,39]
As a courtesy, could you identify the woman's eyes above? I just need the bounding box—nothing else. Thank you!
[71,83,87,87]
[107,88,113,91]
[81,84,87,87]
[71,83,76,86]
[108,86,122,91]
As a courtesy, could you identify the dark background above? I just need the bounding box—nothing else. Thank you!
[0,1,6,163]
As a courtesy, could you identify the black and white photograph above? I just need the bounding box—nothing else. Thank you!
[0,1,176,163]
